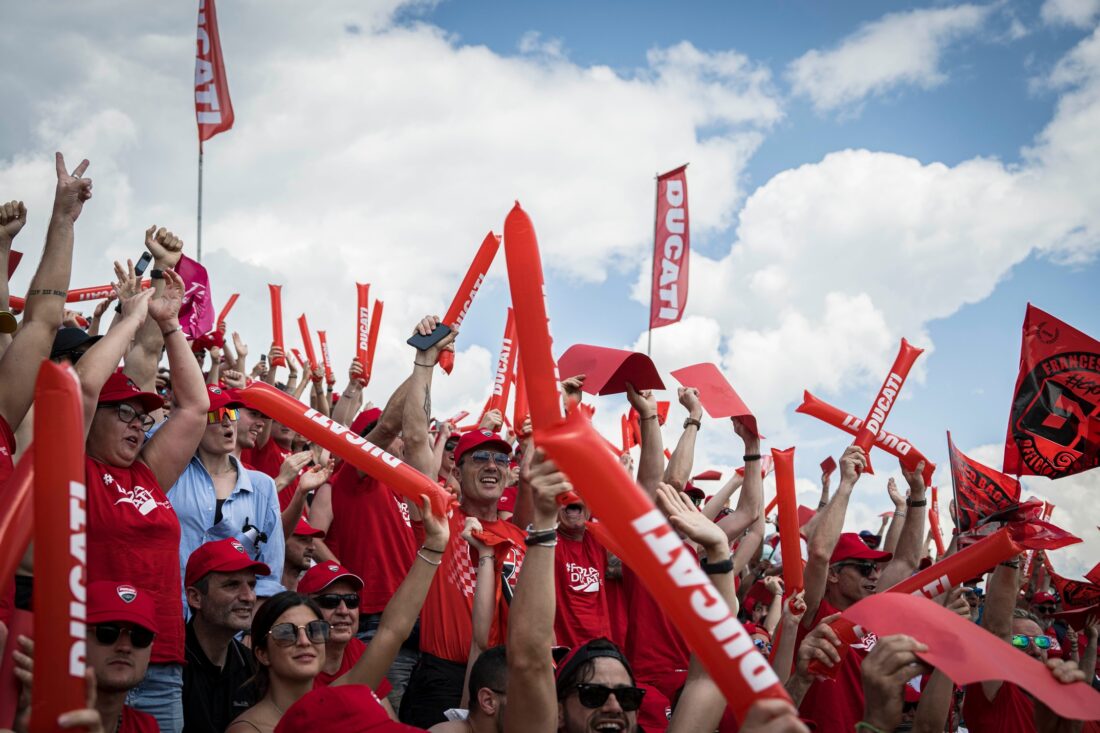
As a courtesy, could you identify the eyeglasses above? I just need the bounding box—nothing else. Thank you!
[572,683,645,712]
[467,450,510,466]
[1011,634,1052,651]
[267,620,330,647]
[206,407,239,424]
[92,623,156,649]
[1034,604,1057,614]
[834,561,879,578]
[101,402,155,431]
[314,593,360,610]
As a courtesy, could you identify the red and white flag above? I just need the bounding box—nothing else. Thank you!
[195,0,234,147]
[649,165,689,329]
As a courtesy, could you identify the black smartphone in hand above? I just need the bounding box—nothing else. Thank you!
[407,323,452,351]
[116,252,155,313]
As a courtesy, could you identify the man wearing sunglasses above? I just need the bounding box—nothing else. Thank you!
[1029,591,1068,659]
[167,385,285,617]
[399,316,528,727]
[183,538,271,733]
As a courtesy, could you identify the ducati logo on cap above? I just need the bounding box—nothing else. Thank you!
[232,540,246,554]
[481,430,492,437]
[211,387,223,394]
[328,564,339,572]
[117,585,138,603]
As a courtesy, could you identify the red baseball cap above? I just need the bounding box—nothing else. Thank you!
[185,538,271,588]
[207,385,243,412]
[97,371,164,413]
[684,484,705,500]
[87,581,159,634]
[298,562,364,595]
[453,429,511,463]
[275,685,423,732]
[1032,591,1058,605]
[830,532,893,564]
[350,407,384,437]
[293,518,325,539]
[498,484,518,513]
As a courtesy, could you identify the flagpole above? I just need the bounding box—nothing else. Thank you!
[197,147,204,263]
[647,171,658,356]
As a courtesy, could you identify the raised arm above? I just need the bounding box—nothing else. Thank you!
[662,387,703,490]
[912,587,971,733]
[459,517,497,708]
[503,452,571,733]
[0,155,89,432]
[772,591,807,685]
[798,469,831,541]
[331,358,365,427]
[0,201,27,352]
[139,269,210,489]
[401,315,456,480]
[365,374,414,452]
[717,419,765,541]
[626,383,663,496]
[978,557,1020,700]
[802,445,866,626]
[701,472,742,522]
[123,226,182,392]
[877,461,928,589]
[881,478,907,554]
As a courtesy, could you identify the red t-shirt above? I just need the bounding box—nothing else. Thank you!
[554,530,612,649]
[324,463,416,614]
[240,439,290,480]
[119,706,159,733]
[85,456,185,665]
[962,681,1035,733]
[0,413,15,490]
[312,637,394,698]
[796,598,869,733]
[621,547,695,701]
[416,508,526,663]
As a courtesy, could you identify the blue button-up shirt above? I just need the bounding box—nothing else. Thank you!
[167,453,285,612]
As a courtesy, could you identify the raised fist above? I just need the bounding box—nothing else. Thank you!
[144,226,184,268]
[0,201,27,242]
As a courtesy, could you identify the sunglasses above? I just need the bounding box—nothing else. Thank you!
[444,438,460,451]
[1034,604,1057,614]
[267,620,330,647]
[92,623,156,649]
[102,402,155,431]
[467,450,510,466]
[206,407,239,424]
[314,593,360,610]
[572,683,646,712]
[834,561,878,578]
[1011,634,1052,651]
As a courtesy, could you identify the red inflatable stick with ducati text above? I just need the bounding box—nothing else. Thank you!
[796,391,935,485]
[485,308,518,417]
[503,202,788,720]
[364,300,383,386]
[238,382,453,518]
[215,293,239,330]
[438,231,501,375]
[0,448,34,602]
[771,447,804,594]
[317,330,335,387]
[31,362,87,730]
[268,284,286,367]
[851,338,923,470]
[355,283,370,381]
[297,314,319,374]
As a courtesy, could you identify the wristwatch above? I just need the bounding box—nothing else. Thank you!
[683,418,702,431]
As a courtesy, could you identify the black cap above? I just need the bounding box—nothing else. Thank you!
[50,327,101,360]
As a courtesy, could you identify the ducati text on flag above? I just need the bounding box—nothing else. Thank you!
[650,165,690,329]
[195,0,234,145]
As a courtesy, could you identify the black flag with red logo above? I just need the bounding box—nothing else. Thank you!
[1004,304,1100,479]
[1048,568,1100,610]
[948,431,1021,532]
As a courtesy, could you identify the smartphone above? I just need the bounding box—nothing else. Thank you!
[116,252,156,313]
[260,354,268,362]
[406,323,452,351]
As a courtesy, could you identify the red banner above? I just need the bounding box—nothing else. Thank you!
[317,330,335,386]
[297,314,318,374]
[1004,303,1100,479]
[364,299,383,386]
[485,308,517,417]
[438,232,501,374]
[32,362,87,727]
[195,0,234,147]
[355,283,370,380]
[852,338,923,457]
[650,165,689,329]
[795,391,935,485]
[948,432,1021,533]
[268,284,285,367]
[1048,568,1100,610]
[771,447,804,594]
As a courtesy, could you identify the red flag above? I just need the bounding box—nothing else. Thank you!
[649,165,689,329]
[1004,303,1100,479]
[1085,562,1100,586]
[947,431,1021,532]
[1048,568,1100,610]
[195,0,234,147]
[175,253,215,340]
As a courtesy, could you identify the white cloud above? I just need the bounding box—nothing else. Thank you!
[1040,0,1100,28]
[787,4,992,113]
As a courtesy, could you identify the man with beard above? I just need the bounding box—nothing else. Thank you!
[428,646,509,733]
[282,518,324,591]
[183,538,270,733]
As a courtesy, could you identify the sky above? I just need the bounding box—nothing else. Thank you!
[1,0,1098,576]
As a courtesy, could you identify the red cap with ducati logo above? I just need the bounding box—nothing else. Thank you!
[87,580,159,633]
[97,371,164,413]
[453,429,511,463]
[298,562,364,594]
[185,538,271,588]
[207,385,243,411]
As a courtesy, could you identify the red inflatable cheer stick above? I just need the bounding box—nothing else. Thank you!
[318,330,336,387]
[297,314,319,375]
[795,391,935,485]
[886,527,1021,598]
[216,293,239,330]
[851,338,924,469]
[355,283,370,382]
[31,362,87,729]
[771,447,804,594]
[438,231,501,375]
[512,350,529,436]
[269,284,286,367]
[364,299,383,386]
[0,447,34,602]
[929,486,946,557]
[485,308,518,417]
[238,382,453,518]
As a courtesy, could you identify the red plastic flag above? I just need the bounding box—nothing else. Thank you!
[650,165,689,329]
[820,456,837,476]
[1004,303,1100,479]
[195,0,234,147]
[671,362,760,437]
[557,344,664,395]
[947,431,1021,532]
[1048,568,1100,610]
[438,231,501,375]
[485,308,517,416]
[1087,561,1100,586]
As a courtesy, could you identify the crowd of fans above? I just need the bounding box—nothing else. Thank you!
[0,155,1096,733]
